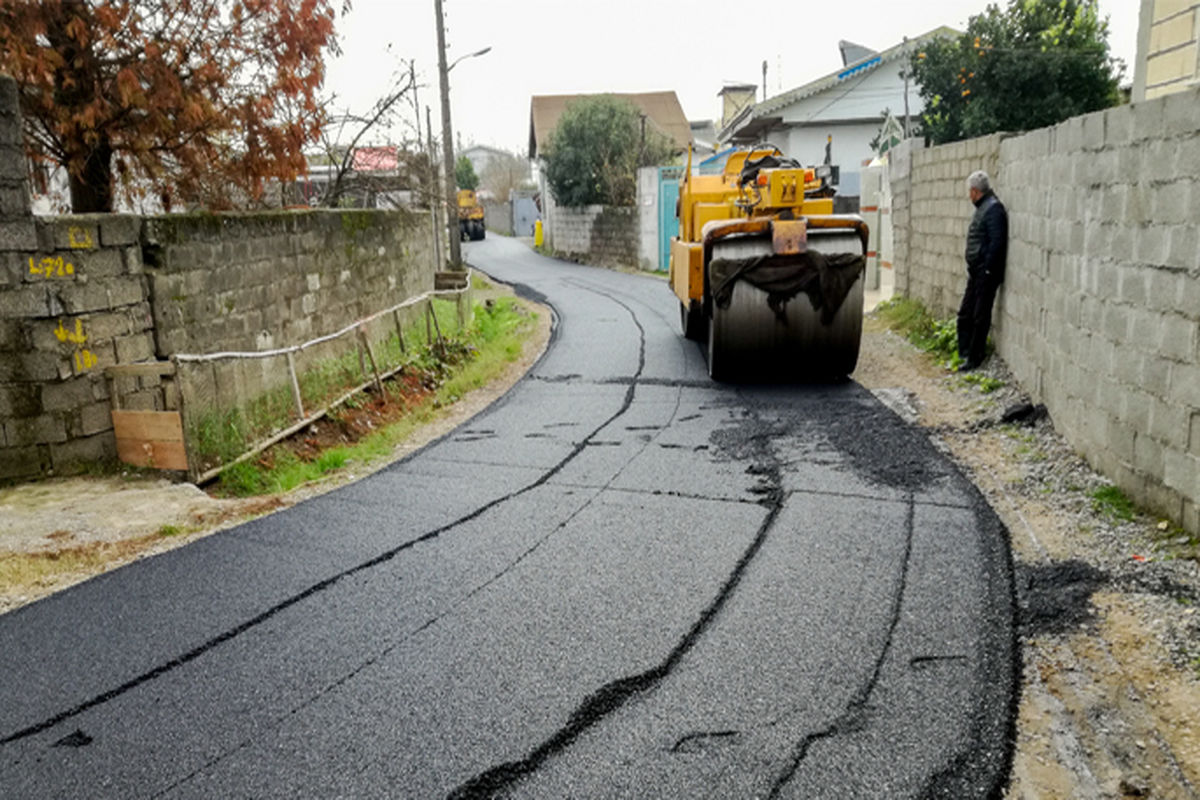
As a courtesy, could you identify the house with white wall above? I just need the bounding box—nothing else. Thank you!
[718,27,957,200]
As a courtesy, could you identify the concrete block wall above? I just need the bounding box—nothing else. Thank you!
[892,86,1200,534]
[0,74,437,481]
[481,200,512,236]
[545,203,601,255]
[890,133,1005,317]
[144,208,433,459]
[996,91,1200,533]
[545,202,640,269]
[142,208,431,357]
[0,217,157,480]
[540,172,641,269]
[587,206,640,268]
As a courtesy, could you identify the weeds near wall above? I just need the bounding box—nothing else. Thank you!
[211,296,535,497]
[185,296,467,478]
[1089,483,1137,523]
[875,297,960,364]
[874,296,1000,378]
[959,372,1006,393]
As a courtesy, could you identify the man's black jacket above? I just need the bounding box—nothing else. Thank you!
[965,190,1008,282]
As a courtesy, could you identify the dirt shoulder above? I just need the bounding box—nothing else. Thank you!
[0,278,553,615]
[855,315,1200,800]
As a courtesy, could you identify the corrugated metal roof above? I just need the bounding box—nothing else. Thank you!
[528,91,692,158]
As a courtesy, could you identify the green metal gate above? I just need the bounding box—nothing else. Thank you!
[658,166,683,271]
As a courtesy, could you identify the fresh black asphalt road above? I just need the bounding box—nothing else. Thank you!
[0,235,1016,798]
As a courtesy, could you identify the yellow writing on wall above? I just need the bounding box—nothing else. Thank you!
[28,255,76,278]
[74,349,98,371]
[54,318,97,372]
[54,318,88,345]
[68,226,95,249]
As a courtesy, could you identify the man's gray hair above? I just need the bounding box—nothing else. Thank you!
[967,171,991,193]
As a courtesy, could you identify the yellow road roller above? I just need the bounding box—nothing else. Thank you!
[669,147,867,380]
[458,189,486,241]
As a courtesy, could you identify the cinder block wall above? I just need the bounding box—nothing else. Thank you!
[544,202,639,269]
[890,133,1005,316]
[539,174,641,269]
[0,74,435,480]
[481,200,512,236]
[891,86,1200,534]
[0,74,155,479]
[143,208,431,356]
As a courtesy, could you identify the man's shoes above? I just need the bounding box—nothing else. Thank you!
[958,359,983,372]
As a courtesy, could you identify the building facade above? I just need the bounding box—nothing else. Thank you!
[1133,0,1200,101]
[719,28,957,199]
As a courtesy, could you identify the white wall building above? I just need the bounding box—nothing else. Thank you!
[719,28,957,198]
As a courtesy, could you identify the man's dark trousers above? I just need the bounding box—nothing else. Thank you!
[957,270,1001,366]
[959,187,1007,367]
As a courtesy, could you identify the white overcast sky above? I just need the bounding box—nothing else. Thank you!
[323,0,1141,155]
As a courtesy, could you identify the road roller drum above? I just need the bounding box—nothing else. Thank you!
[667,145,867,381]
[706,232,864,380]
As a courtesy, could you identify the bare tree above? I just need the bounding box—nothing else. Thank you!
[313,59,416,208]
[479,149,532,202]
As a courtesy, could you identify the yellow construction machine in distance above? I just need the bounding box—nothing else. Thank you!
[669,146,868,380]
[457,189,486,241]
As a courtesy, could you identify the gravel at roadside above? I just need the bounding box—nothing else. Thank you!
[855,318,1200,799]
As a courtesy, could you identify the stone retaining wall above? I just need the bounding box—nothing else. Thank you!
[889,85,1200,533]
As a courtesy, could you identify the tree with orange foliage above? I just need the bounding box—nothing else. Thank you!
[0,0,340,212]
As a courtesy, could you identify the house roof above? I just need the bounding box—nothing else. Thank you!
[461,144,511,159]
[528,91,692,158]
[720,25,959,142]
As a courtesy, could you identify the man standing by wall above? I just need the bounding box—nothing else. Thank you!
[958,170,1008,371]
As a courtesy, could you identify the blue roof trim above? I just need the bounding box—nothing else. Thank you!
[699,147,737,167]
[837,55,881,81]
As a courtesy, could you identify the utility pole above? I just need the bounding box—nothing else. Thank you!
[411,64,442,271]
[426,106,442,270]
[761,60,768,102]
[434,0,460,269]
[902,36,911,138]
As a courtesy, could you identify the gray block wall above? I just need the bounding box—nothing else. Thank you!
[890,133,1005,317]
[481,200,512,236]
[891,86,1200,534]
[545,202,640,269]
[540,172,642,270]
[142,208,432,357]
[0,75,436,481]
[0,74,156,479]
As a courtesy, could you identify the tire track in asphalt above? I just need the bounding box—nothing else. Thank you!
[0,281,648,751]
[447,396,786,800]
[765,495,917,797]
[153,282,687,798]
